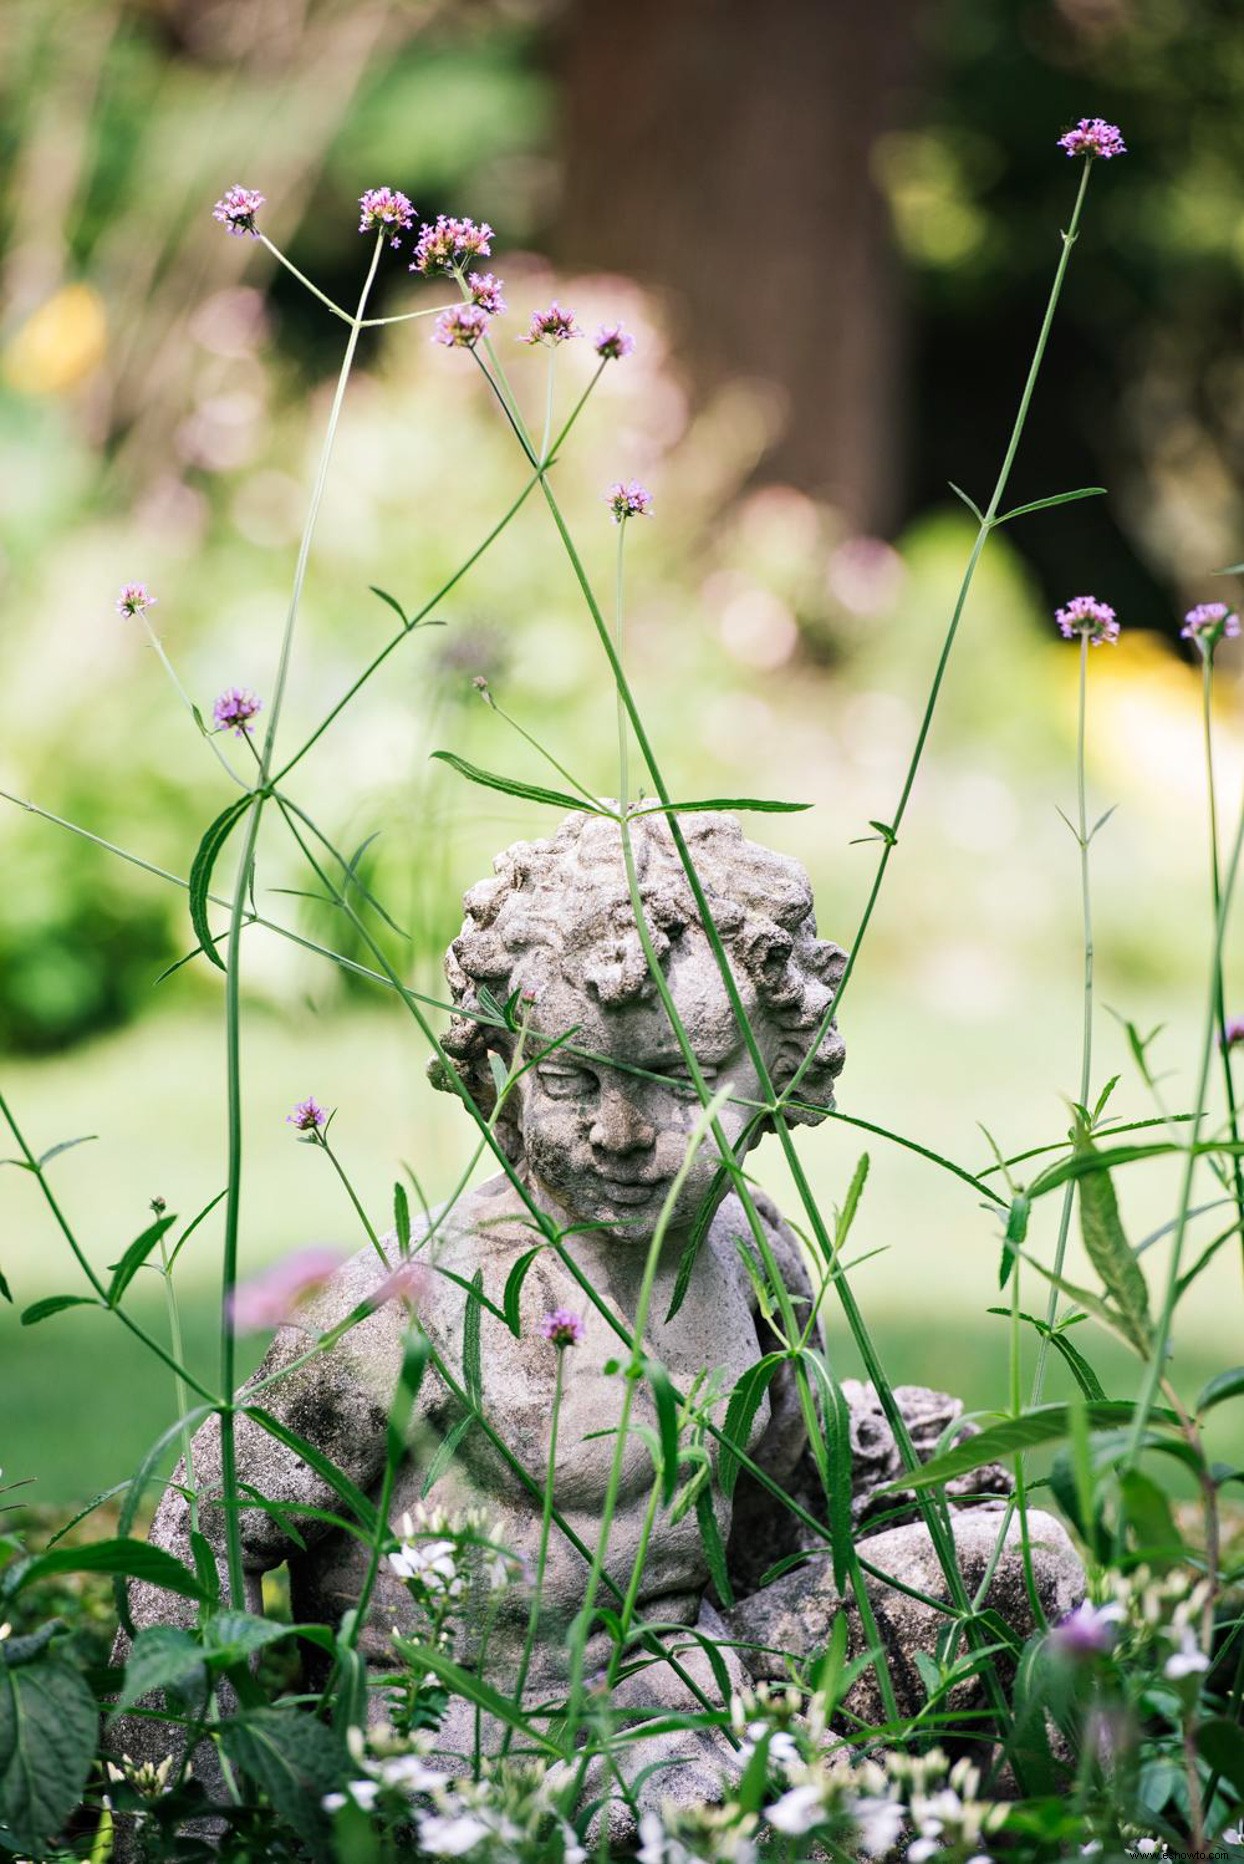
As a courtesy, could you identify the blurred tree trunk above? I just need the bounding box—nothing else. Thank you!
[555,0,918,532]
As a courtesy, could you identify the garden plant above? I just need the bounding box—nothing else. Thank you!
[2,121,1243,1863]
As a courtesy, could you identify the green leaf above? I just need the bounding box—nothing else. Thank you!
[718,1354,784,1498]
[203,1611,293,1667]
[106,1212,178,1307]
[392,1636,564,1755]
[368,584,409,627]
[1197,1715,1244,1798]
[112,1625,205,1716]
[1119,1469,1183,1559]
[503,1244,544,1337]
[1074,1130,1152,1353]
[645,1359,682,1505]
[0,1268,9,1303]
[420,1415,473,1498]
[0,1654,97,1852]
[884,1401,1178,1492]
[663,1181,721,1325]
[463,1270,484,1409]
[12,1538,209,1602]
[867,819,898,845]
[431,751,608,816]
[995,486,1107,524]
[1197,1366,1244,1415]
[632,796,811,817]
[987,1309,1107,1402]
[188,796,253,973]
[393,1182,411,1253]
[36,1135,97,1169]
[1000,1193,1030,1288]
[20,1294,98,1327]
[947,481,984,522]
[694,1487,733,1608]
[242,1409,380,1535]
[220,1707,346,1860]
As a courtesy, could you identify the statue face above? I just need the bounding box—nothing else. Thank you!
[510,944,772,1245]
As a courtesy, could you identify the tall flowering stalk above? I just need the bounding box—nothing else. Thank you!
[215,212,388,1606]
[1031,595,1119,1404]
[1185,602,1244,1273]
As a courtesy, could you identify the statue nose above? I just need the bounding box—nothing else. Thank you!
[589,1086,656,1155]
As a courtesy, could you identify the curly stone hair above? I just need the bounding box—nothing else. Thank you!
[433,809,847,1156]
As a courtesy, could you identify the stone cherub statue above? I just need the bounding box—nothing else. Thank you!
[119,810,1081,1828]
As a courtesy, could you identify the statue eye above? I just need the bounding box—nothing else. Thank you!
[667,1066,713,1100]
[537,1066,594,1100]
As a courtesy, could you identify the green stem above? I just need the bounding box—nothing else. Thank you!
[317,1135,391,1268]
[785,155,1096,1095]
[503,1350,565,1754]
[217,232,385,1607]
[138,617,245,788]
[1199,649,1244,1279]
[615,520,630,812]
[159,1235,200,1538]
[1032,629,1095,1403]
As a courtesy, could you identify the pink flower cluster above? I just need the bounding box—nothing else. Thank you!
[539,1307,585,1348]
[521,302,580,347]
[228,1247,342,1333]
[358,187,416,247]
[213,687,263,734]
[607,480,654,523]
[116,582,156,619]
[1057,119,1126,161]
[594,323,634,362]
[467,273,506,315]
[411,216,493,276]
[1054,594,1119,646]
[433,305,491,351]
[287,1095,329,1134]
[1182,602,1240,649]
[213,185,265,238]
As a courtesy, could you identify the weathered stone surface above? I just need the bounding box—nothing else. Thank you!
[111,811,1082,1838]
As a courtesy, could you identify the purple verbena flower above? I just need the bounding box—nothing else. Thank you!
[433,304,490,350]
[410,215,493,276]
[213,185,265,238]
[1181,602,1240,650]
[367,1260,431,1313]
[607,480,654,523]
[1048,1599,1122,1660]
[1058,119,1127,161]
[540,1307,585,1349]
[227,1247,342,1333]
[287,1096,329,1134]
[521,301,580,346]
[1220,1017,1244,1050]
[212,687,263,734]
[116,582,156,619]
[1055,594,1119,645]
[467,272,506,315]
[358,187,416,247]
[594,323,635,362]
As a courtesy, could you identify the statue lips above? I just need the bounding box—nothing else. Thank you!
[597,1173,664,1205]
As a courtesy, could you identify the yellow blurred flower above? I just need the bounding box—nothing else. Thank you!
[3,282,107,394]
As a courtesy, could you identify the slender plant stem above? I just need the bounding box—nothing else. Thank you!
[503,1350,565,1754]
[317,1134,391,1268]
[615,520,630,811]
[786,155,1096,1095]
[1032,629,1095,1403]
[139,617,245,787]
[217,232,385,1606]
[1199,648,1244,1277]
[159,1235,200,1537]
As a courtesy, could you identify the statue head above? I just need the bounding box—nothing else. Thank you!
[434,810,846,1243]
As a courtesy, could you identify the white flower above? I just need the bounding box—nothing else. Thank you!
[638,1812,667,1864]
[1130,1841,1167,1858]
[324,1779,380,1813]
[848,1793,905,1858]
[1081,1845,1103,1856]
[765,1783,824,1836]
[1162,1628,1210,1681]
[375,1752,447,1794]
[1222,1826,1243,1847]
[914,1788,963,1835]
[418,1812,491,1856]
[323,1792,347,1814]
[908,1842,941,1864]
[388,1537,465,1599]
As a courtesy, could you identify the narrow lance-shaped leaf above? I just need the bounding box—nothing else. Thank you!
[21,1294,98,1327]
[1074,1127,1152,1354]
[431,751,609,815]
[188,795,254,973]
[718,1353,784,1497]
[107,1212,178,1307]
[880,1400,1178,1493]
[631,796,811,817]
[995,486,1108,525]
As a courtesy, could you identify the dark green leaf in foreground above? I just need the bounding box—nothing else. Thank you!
[1074,1129,1152,1354]
[20,1294,98,1327]
[0,1654,97,1852]
[188,795,254,973]
[1197,1366,1244,1415]
[431,751,608,815]
[221,1707,346,1860]
[882,1402,1177,1492]
[1197,1715,1244,1798]
[632,796,811,816]
[107,1212,178,1306]
[718,1353,784,1498]
[11,1538,209,1602]
[112,1625,205,1716]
